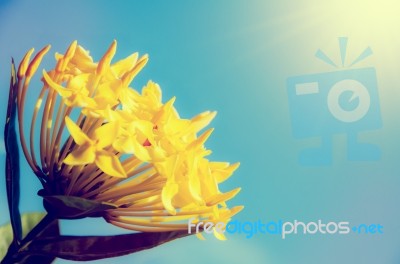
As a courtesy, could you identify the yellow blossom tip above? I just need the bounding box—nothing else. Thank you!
[17,48,34,79]
[201,127,214,140]
[230,162,241,172]
[206,187,241,206]
[121,54,149,87]
[56,41,77,72]
[189,128,214,150]
[214,162,240,183]
[231,205,245,215]
[66,41,78,58]
[232,162,240,169]
[228,162,241,174]
[189,111,217,132]
[26,45,51,78]
[64,116,90,145]
[168,97,176,105]
[97,40,117,75]
[139,54,149,61]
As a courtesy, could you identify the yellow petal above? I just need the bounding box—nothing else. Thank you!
[161,183,179,215]
[186,153,203,203]
[131,140,151,161]
[111,52,139,77]
[67,94,97,108]
[122,55,148,87]
[95,150,127,178]
[229,206,244,217]
[189,111,217,133]
[148,145,166,162]
[120,88,141,110]
[113,136,135,154]
[153,97,176,124]
[64,145,96,165]
[188,128,214,150]
[95,122,119,149]
[130,120,154,144]
[212,162,240,183]
[71,45,97,72]
[92,95,119,109]
[143,81,162,104]
[198,159,219,197]
[67,73,90,91]
[96,79,122,98]
[43,70,73,97]
[65,116,91,145]
[206,188,241,206]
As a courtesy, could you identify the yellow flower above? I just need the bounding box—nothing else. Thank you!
[63,117,126,178]
[16,40,243,239]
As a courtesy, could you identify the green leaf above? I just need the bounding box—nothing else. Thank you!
[21,230,192,261]
[18,216,60,264]
[4,60,22,243]
[40,195,117,219]
[20,213,45,239]
[0,213,46,260]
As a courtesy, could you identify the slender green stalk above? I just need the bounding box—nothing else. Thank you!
[5,60,22,247]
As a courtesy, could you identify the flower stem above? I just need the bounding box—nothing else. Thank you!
[1,214,56,264]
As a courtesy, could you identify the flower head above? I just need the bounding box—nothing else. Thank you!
[16,40,242,239]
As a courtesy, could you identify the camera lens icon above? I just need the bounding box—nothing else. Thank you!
[327,79,370,123]
[286,67,382,165]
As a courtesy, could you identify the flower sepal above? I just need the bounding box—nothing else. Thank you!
[39,190,117,219]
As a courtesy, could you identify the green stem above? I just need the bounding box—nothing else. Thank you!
[5,59,22,247]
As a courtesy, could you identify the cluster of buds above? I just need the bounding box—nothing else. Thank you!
[16,40,242,239]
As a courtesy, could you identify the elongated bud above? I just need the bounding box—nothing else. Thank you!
[17,48,34,79]
[56,40,77,73]
[97,40,117,76]
[26,45,51,78]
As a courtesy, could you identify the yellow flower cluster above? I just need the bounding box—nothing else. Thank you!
[16,40,242,239]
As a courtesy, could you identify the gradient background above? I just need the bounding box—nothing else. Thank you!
[0,1,399,263]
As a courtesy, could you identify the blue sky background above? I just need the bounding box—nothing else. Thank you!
[1,1,400,263]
